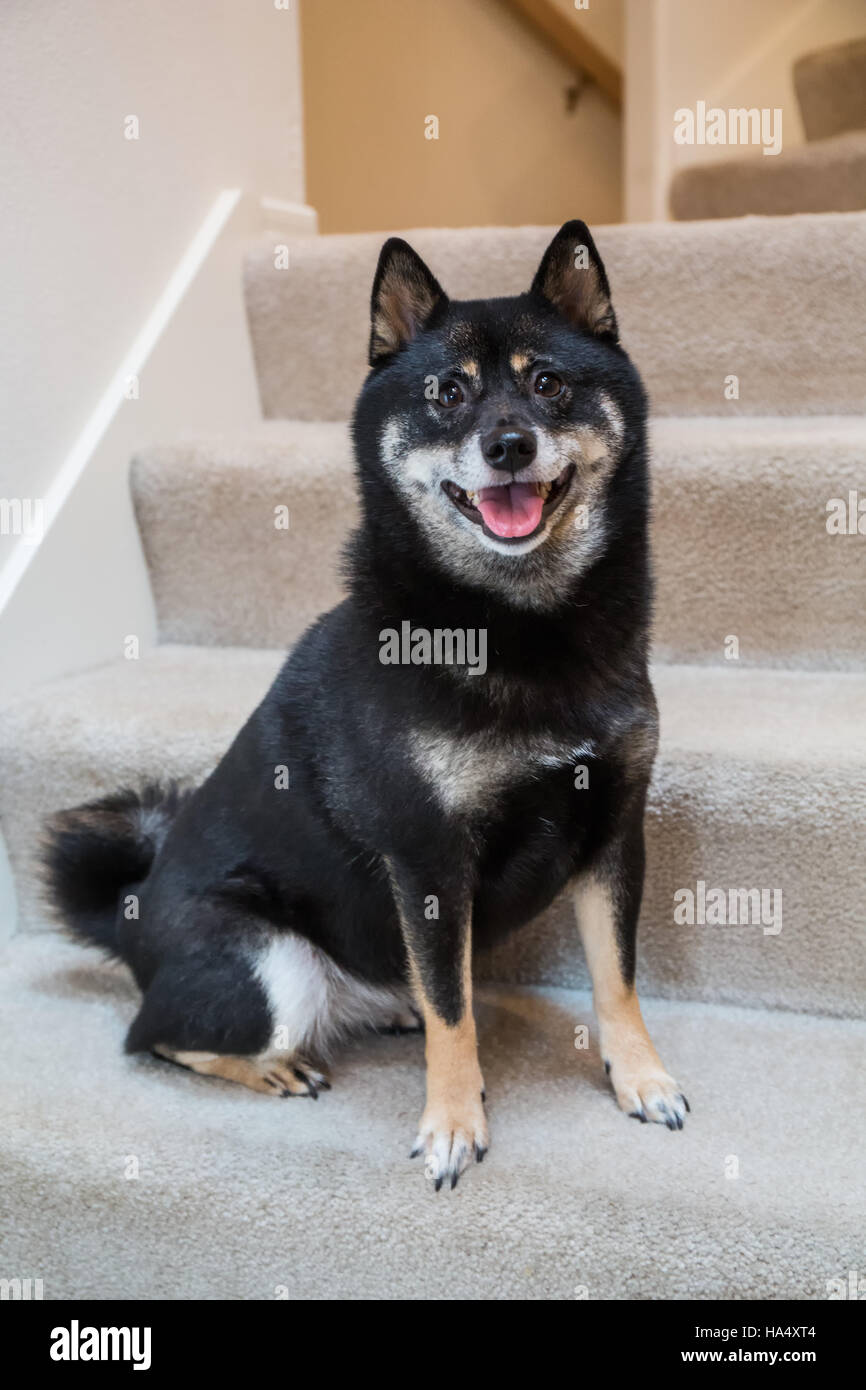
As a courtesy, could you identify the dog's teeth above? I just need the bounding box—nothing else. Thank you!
[538,482,551,499]
[466,490,477,503]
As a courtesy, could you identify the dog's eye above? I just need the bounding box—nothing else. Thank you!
[437,381,464,409]
[534,371,564,398]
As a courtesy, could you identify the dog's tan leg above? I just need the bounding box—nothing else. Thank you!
[407,932,488,1189]
[387,860,487,1189]
[574,873,688,1129]
[152,1046,329,1098]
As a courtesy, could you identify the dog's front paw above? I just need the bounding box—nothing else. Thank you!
[605,1053,689,1130]
[410,1093,488,1190]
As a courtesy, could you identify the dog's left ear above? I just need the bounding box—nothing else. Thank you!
[369,238,448,365]
[530,220,618,342]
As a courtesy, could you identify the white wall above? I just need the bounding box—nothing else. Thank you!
[625,0,866,220]
[0,0,305,540]
[0,2,308,939]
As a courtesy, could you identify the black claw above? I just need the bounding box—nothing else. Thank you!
[629,1109,647,1124]
[475,1144,487,1163]
[450,1172,459,1190]
[293,1067,320,1099]
[318,1079,331,1091]
[480,1088,486,1102]
[604,1060,611,1076]
[434,1176,444,1192]
[410,1145,422,1159]
[681,1094,691,1113]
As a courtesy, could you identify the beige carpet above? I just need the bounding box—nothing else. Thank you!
[2,648,864,1020]
[794,37,866,142]
[1,934,862,1301]
[128,417,866,668]
[244,213,866,418]
[670,131,866,221]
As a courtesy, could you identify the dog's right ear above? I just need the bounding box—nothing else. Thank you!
[369,239,448,365]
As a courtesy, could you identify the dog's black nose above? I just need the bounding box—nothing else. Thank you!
[481,427,537,474]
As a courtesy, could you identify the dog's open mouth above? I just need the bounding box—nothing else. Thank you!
[441,464,575,541]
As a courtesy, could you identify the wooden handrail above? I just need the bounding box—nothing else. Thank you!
[500,0,622,108]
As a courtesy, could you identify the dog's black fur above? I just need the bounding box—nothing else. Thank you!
[44,222,683,1184]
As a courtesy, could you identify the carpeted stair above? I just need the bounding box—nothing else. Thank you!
[670,37,866,220]
[1,212,864,1300]
[794,37,866,143]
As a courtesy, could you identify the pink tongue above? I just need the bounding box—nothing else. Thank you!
[476,482,544,538]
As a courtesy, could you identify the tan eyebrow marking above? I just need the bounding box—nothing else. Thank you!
[510,352,531,373]
[460,359,479,379]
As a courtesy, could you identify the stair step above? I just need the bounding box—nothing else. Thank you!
[131,422,356,651]
[244,212,866,419]
[484,663,866,1018]
[794,37,866,142]
[132,419,865,668]
[669,130,866,221]
[1,932,861,1298]
[0,644,283,928]
[1,647,863,1018]
[650,416,866,669]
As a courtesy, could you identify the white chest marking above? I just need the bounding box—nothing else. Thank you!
[408,728,596,812]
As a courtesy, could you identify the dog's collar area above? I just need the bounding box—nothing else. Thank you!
[441,463,575,543]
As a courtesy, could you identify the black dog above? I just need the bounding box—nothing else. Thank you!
[44,221,687,1190]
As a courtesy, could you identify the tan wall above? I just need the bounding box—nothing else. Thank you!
[549,0,624,67]
[300,0,622,233]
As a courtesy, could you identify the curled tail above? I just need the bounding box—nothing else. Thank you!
[41,782,190,958]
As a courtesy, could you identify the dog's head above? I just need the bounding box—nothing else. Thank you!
[353,221,645,607]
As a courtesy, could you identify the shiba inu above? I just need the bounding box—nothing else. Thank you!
[43,221,688,1191]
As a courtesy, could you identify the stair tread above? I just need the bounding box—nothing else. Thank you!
[130,419,866,668]
[650,413,866,445]
[244,211,866,419]
[654,664,866,762]
[3,644,864,750]
[670,130,866,220]
[0,931,861,1299]
[136,411,866,454]
[2,647,863,1017]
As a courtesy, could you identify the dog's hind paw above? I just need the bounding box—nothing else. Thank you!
[268,1058,331,1099]
[379,1005,424,1035]
[153,1046,330,1099]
